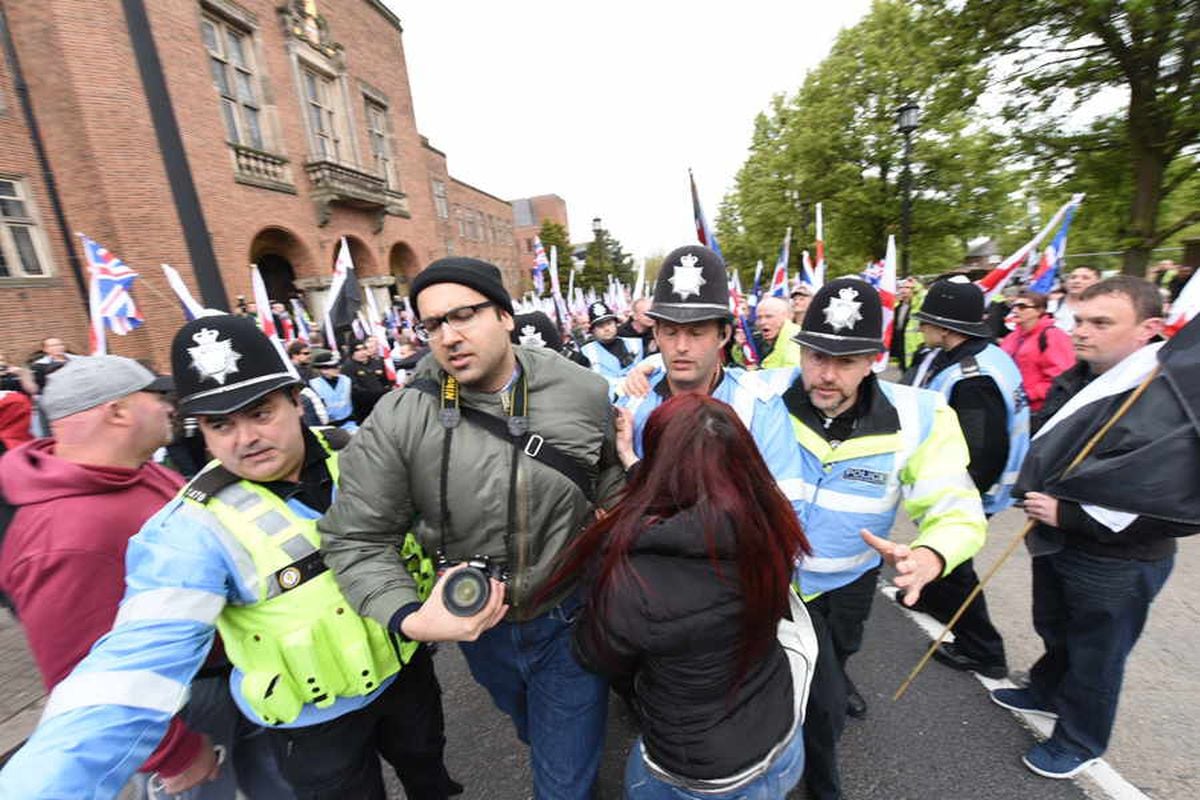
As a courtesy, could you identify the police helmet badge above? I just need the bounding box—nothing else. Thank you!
[188,327,242,385]
[518,324,545,348]
[668,253,706,301]
[591,303,606,318]
[823,287,863,333]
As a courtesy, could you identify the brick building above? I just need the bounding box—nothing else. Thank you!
[512,193,570,261]
[0,0,532,366]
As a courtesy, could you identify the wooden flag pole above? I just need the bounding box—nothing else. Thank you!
[894,365,1162,701]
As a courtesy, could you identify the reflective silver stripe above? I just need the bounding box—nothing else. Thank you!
[202,511,262,600]
[114,588,225,627]
[908,471,977,500]
[915,486,983,523]
[776,478,897,514]
[221,484,263,514]
[890,386,924,474]
[279,534,317,560]
[777,478,809,502]
[255,509,292,537]
[42,670,189,722]
[803,550,879,574]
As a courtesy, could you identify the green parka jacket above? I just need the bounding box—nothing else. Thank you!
[319,345,625,624]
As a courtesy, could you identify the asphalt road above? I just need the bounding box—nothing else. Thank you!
[383,505,1198,800]
[384,584,1092,799]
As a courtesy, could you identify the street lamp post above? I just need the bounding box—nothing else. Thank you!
[896,100,920,278]
[591,216,605,288]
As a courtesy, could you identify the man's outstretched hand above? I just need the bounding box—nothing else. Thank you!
[860,530,944,607]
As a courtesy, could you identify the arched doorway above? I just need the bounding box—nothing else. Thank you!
[249,227,313,301]
[388,241,420,283]
[333,235,378,276]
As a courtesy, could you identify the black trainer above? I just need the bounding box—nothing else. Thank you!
[931,641,1007,679]
[846,678,867,719]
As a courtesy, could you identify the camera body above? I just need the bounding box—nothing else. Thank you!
[436,554,508,617]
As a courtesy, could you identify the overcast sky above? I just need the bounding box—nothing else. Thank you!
[385,1,874,261]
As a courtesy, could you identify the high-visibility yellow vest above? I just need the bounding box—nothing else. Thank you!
[180,432,434,725]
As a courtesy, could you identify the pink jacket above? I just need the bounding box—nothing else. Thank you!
[1000,316,1077,411]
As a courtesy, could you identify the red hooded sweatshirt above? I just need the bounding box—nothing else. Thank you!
[0,438,202,777]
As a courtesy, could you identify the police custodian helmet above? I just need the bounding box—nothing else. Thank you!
[646,245,733,325]
[587,301,617,328]
[913,275,991,338]
[171,314,300,416]
[792,277,886,356]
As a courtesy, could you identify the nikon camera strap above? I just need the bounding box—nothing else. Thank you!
[409,376,596,504]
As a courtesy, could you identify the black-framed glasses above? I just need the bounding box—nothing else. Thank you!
[1011,302,1036,310]
[414,301,494,342]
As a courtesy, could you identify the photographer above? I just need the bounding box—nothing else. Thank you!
[319,258,626,800]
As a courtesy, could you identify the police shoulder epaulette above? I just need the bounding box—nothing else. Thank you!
[960,356,981,378]
[182,464,240,505]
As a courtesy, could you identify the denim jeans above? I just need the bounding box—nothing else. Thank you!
[1029,548,1174,759]
[624,727,805,800]
[458,598,609,800]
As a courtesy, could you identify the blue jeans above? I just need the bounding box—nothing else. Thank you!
[1029,548,1174,759]
[624,728,805,800]
[458,598,608,800]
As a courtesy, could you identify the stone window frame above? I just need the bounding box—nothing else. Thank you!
[289,40,360,168]
[0,175,52,280]
[431,180,449,219]
[359,81,398,190]
[199,7,267,150]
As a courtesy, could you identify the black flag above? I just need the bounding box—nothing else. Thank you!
[1015,315,1200,526]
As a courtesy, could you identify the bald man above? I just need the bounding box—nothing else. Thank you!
[755,296,803,368]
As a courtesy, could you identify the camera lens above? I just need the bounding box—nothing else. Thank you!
[443,567,490,617]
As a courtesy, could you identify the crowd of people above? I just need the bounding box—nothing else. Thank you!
[0,249,1194,800]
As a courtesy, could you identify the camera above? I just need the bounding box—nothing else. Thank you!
[436,554,508,617]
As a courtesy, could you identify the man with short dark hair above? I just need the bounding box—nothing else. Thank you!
[319,257,626,800]
[996,275,1195,779]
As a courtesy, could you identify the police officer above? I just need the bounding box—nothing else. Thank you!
[905,276,1030,678]
[0,315,460,800]
[782,278,987,800]
[615,245,801,484]
[580,300,644,382]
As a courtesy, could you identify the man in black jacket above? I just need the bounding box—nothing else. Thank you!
[995,276,1194,780]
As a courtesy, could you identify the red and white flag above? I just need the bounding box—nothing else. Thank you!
[1165,269,1200,337]
[871,235,897,373]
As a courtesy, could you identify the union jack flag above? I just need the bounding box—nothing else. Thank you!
[81,235,143,335]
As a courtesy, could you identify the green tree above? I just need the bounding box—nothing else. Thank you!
[718,0,1027,286]
[576,227,634,295]
[931,0,1200,274]
[537,219,572,287]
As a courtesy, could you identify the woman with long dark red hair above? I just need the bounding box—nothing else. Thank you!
[544,393,815,799]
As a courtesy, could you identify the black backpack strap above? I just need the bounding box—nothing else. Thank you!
[1038,327,1049,353]
[182,464,241,505]
[409,378,595,503]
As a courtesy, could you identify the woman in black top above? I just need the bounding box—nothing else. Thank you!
[546,393,813,799]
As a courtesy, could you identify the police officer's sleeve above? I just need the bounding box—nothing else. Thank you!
[0,505,229,798]
[319,390,421,628]
[900,400,988,575]
[749,394,807,517]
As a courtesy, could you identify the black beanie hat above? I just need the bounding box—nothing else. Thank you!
[409,258,514,319]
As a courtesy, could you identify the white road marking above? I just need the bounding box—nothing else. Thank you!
[880,584,1150,800]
